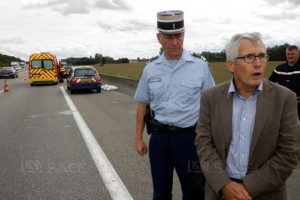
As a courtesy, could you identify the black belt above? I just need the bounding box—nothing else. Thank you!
[230,177,243,183]
[148,120,196,133]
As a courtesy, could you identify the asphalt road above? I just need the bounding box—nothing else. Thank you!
[0,70,299,200]
[0,71,181,200]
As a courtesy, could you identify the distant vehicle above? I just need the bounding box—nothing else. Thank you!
[63,63,73,78]
[67,66,101,94]
[20,62,26,69]
[11,61,19,66]
[13,66,22,71]
[0,67,18,79]
[28,52,64,86]
[11,61,21,71]
[58,61,66,80]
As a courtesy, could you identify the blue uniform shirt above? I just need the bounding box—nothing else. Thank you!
[134,49,215,128]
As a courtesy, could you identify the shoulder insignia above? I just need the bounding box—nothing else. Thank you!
[191,52,213,74]
[146,55,159,66]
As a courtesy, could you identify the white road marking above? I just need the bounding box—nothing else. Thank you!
[60,86,133,200]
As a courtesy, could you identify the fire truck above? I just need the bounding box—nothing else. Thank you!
[28,52,64,86]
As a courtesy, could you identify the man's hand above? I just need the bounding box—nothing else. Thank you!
[135,138,148,156]
[221,182,251,200]
[297,97,300,103]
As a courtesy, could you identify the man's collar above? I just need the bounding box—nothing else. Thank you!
[228,79,263,97]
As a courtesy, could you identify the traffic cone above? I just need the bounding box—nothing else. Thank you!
[23,75,27,81]
[4,80,9,92]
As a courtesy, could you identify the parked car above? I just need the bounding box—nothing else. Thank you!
[0,67,18,79]
[67,66,101,94]
[63,63,73,78]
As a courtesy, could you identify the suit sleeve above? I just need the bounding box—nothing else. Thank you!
[195,91,232,196]
[243,91,300,198]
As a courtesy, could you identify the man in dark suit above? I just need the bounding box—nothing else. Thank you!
[195,32,300,200]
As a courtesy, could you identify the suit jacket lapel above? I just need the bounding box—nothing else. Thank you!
[249,80,274,159]
[219,83,233,149]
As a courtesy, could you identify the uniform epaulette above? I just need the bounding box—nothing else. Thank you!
[146,55,159,65]
[191,52,213,74]
[191,52,208,63]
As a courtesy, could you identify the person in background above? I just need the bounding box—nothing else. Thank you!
[269,45,300,120]
[134,10,215,200]
[195,32,300,200]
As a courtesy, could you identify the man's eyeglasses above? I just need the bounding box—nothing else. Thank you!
[235,53,269,64]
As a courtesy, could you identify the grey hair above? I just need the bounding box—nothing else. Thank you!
[225,32,266,62]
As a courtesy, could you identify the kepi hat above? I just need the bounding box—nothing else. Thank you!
[157,10,185,34]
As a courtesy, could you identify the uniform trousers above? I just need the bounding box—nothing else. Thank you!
[149,130,200,200]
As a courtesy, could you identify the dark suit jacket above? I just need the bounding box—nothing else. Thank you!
[195,80,300,200]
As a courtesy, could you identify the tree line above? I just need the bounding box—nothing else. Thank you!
[63,55,130,66]
[202,43,291,62]
[0,43,296,67]
[0,54,23,67]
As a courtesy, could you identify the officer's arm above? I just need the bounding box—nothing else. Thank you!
[135,102,148,156]
[136,102,147,139]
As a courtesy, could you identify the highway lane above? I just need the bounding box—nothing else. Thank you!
[59,81,181,200]
[0,75,111,199]
[64,85,154,200]
[0,71,181,200]
[0,70,299,200]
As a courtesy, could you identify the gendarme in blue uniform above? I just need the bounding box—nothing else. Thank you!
[134,49,215,128]
[134,9,215,200]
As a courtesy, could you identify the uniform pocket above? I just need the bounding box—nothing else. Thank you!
[179,80,202,104]
[149,82,164,106]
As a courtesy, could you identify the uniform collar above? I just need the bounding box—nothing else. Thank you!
[154,49,193,64]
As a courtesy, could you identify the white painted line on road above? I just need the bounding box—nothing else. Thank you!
[60,86,133,200]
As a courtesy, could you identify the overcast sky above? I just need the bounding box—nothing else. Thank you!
[1,0,300,61]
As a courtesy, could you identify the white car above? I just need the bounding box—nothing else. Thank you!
[13,66,22,71]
